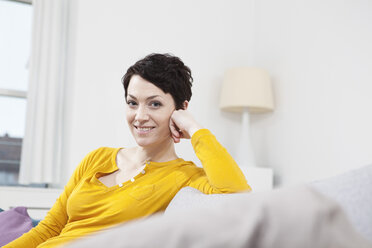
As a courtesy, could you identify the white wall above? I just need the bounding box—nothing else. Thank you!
[251,0,372,185]
[61,0,372,187]
[61,0,255,185]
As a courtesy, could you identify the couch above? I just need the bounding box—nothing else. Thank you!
[62,164,372,248]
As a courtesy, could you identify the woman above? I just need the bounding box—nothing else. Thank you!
[5,53,251,248]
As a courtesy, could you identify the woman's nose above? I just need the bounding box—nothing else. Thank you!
[134,106,149,121]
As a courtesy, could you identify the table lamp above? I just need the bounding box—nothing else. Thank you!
[220,67,274,168]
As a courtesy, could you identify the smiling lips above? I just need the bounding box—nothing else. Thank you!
[135,126,155,134]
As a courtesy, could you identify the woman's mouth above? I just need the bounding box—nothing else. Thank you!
[135,126,155,134]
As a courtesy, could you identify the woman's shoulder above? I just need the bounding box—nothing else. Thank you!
[86,146,121,158]
[79,146,122,171]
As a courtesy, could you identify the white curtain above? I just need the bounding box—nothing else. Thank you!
[19,0,71,185]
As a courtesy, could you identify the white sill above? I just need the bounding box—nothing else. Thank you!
[0,186,62,219]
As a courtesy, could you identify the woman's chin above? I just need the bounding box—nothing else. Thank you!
[134,136,172,148]
[134,137,157,147]
[136,141,153,147]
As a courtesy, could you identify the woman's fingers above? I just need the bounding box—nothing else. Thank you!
[169,118,180,139]
[170,109,198,141]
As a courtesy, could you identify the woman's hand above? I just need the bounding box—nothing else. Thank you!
[169,109,203,143]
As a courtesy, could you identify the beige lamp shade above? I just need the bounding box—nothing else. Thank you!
[220,67,274,113]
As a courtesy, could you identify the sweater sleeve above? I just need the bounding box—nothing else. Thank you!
[3,148,100,248]
[185,129,251,194]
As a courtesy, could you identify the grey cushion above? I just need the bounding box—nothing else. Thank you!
[309,164,372,241]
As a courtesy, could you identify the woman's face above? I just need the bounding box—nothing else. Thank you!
[125,75,176,147]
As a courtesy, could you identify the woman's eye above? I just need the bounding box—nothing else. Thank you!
[150,101,162,108]
[127,100,137,106]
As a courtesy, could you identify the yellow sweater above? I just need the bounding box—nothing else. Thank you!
[4,129,251,248]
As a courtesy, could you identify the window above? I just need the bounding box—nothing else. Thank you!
[0,0,32,186]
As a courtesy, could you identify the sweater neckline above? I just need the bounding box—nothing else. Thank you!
[111,147,185,169]
[93,148,187,191]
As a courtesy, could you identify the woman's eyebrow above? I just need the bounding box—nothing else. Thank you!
[128,94,162,100]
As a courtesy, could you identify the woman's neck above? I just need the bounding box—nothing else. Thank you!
[134,138,178,164]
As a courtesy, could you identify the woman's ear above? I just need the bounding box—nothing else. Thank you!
[182,100,189,110]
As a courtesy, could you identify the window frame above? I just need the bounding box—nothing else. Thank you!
[2,0,70,188]
[0,0,44,187]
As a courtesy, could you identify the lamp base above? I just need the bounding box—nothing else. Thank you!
[235,108,257,168]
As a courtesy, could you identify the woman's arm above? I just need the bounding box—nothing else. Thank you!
[186,129,251,194]
[3,149,99,248]
[170,110,251,194]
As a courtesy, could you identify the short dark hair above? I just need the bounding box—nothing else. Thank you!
[122,53,193,110]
